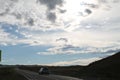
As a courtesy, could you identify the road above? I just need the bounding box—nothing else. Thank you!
[15,68,83,80]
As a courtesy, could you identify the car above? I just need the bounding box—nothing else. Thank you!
[38,67,50,75]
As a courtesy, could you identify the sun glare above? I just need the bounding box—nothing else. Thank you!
[64,0,98,13]
[60,0,99,32]
[63,0,99,16]
[65,0,82,14]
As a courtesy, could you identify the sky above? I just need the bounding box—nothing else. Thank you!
[0,0,120,66]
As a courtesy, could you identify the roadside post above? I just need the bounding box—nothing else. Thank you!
[0,50,1,62]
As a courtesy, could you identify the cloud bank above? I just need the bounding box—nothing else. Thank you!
[47,57,102,66]
[0,0,120,56]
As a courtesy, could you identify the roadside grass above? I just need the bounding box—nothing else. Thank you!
[0,67,27,80]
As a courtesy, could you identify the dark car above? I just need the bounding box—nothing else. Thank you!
[38,67,50,75]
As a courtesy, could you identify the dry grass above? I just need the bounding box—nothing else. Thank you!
[0,67,27,80]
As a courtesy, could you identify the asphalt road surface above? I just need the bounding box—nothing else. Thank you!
[16,68,83,80]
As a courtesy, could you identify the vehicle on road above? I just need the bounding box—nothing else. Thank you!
[38,67,50,75]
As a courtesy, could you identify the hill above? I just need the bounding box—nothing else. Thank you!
[76,52,120,80]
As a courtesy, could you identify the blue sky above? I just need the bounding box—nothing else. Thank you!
[0,0,120,66]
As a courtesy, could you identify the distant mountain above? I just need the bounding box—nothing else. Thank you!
[77,52,120,80]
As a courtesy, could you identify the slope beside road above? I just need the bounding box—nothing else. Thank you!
[15,68,83,80]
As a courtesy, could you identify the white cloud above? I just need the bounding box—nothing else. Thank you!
[37,44,120,55]
[46,57,102,66]
[36,30,120,55]
[0,0,120,56]
[0,26,18,46]
[0,0,117,31]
